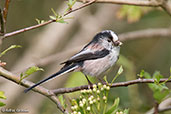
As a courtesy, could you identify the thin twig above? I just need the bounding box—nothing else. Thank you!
[64,0,96,16]
[52,78,171,95]
[3,0,11,24]
[154,101,159,114]
[2,0,96,39]
[4,20,55,38]
[79,0,171,16]
[0,8,4,35]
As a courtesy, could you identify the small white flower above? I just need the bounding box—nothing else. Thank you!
[93,84,97,88]
[101,87,104,91]
[87,106,91,111]
[89,100,93,104]
[71,106,75,110]
[98,83,102,86]
[88,89,92,93]
[73,111,77,114]
[103,85,107,89]
[74,105,78,109]
[97,97,100,101]
[93,88,97,92]
[77,112,81,114]
[106,86,110,90]
[97,90,100,94]
[82,98,86,104]
[93,99,96,103]
[103,96,107,100]
[79,103,84,107]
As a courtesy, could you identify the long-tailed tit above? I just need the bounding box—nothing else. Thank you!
[24,30,122,93]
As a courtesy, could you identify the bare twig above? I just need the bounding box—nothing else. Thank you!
[52,78,171,95]
[64,0,96,16]
[2,0,95,39]
[0,67,68,114]
[154,101,159,114]
[0,0,11,36]
[0,8,4,35]
[79,0,171,16]
[3,0,11,25]
[3,20,55,38]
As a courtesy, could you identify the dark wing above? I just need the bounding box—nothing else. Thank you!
[61,49,109,65]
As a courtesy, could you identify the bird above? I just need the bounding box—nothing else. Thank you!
[24,30,122,93]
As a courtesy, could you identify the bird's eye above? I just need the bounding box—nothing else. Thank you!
[107,39,111,42]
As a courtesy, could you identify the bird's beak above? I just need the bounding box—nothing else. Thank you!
[113,40,123,46]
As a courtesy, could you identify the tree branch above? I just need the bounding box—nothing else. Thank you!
[3,0,11,25]
[0,0,11,36]
[0,67,69,114]
[79,0,171,16]
[119,28,171,41]
[1,0,96,39]
[52,78,171,95]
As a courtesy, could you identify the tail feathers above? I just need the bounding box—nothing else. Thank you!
[24,64,78,93]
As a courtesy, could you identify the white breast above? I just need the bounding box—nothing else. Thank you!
[81,47,120,77]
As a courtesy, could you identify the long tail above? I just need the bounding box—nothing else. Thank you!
[24,64,79,93]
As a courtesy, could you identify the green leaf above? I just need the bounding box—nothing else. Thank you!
[51,8,57,16]
[103,76,109,85]
[105,98,120,114]
[57,19,68,24]
[19,66,44,83]
[58,95,67,108]
[153,71,163,84]
[123,109,129,114]
[25,66,44,76]
[111,66,123,83]
[118,65,123,75]
[35,18,40,24]
[0,45,22,58]
[144,72,151,79]
[153,89,169,103]
[0,91,6,99]
[0,102,6,107]
[138,70,144,78]
[49,16,56,20]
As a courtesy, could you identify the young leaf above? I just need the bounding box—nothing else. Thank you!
[25,66,44,76]
[111,66,123,83]
[118,65,123,75]
[49,16,56,20]
[0,91,6,99]
[0,45,22,58]
[57,19,68,24]
[51,8,58,17]
[153,89,169,103]
[153,71,163,84]
[35,18,40,24]
[19,66,44,82]
[137,70,144,78]
[0,102,6,107]
[105,97,120,114]
[58,95,67,108]
[123,109,129,114]
[103,76,109,85]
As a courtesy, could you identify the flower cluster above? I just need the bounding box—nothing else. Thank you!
[70,83,110,114]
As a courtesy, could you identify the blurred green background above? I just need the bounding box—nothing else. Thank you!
[0,0,171,114]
